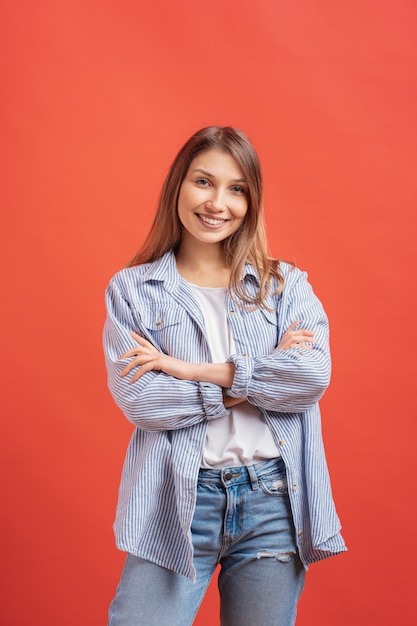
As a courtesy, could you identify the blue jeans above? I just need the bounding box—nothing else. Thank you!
[108,457,305,626]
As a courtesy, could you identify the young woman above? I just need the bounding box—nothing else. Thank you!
[103,126,346,626]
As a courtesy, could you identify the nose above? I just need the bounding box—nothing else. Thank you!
[206,188,226,212]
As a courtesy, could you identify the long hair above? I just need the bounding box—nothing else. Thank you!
[128,126,284,307]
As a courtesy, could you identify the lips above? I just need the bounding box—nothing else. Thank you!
[197,213,228,226]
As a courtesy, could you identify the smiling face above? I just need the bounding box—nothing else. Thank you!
[177,148,249,252]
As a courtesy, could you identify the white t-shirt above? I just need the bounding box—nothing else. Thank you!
[188,283,280,469]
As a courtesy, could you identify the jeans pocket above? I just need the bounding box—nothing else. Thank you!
[258,469,289,496]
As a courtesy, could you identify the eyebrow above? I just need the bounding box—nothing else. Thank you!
[191,168,247,183]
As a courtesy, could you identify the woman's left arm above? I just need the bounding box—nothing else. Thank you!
[226,268,331,413]
[121,268,330,414]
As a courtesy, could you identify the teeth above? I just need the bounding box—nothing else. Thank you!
[199,215,225,226]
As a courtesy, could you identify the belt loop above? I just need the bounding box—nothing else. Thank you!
[247,464,259,490]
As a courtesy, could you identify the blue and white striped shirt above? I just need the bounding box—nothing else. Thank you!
[103,251,346,580]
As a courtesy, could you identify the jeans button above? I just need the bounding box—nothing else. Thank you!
[223,471,233,481]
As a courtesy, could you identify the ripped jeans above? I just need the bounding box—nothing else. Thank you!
[108,457,305,626]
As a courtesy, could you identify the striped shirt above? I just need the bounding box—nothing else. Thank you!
[103,251,346,580]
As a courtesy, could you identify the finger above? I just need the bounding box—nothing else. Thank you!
[274,334,316,352]
[120,344,156,358]
[289,330,315,338]
[291,339,316,348]
[119,360,139,377]
[290,332,315,341]
[130,332,162,357]
[130,362,156,383]
[130,332,154,348]
[286,320,301,333]
[119,348,141,359]
[130,368,144,383]
[120,338,159,358]
[285,322,315,337]
[120,351,159,375]
[120,359,149,380]
[118,334,149,359]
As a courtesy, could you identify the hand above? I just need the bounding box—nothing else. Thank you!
[222,389,247,408]
[119,332,191,383]
[274,321,316,352]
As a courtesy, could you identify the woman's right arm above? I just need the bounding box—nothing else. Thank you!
[103,279,229,431]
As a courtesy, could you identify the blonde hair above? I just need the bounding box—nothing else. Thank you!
[128,126,284,307]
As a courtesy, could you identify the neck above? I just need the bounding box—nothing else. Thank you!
[175,240,231,287]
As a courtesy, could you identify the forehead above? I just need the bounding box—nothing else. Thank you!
[187,148,244,178]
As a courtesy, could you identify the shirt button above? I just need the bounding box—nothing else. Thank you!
[229,310,235,315]
[223,471,233,481]
[292,484,298,491]
[156,319,162,325]
[298,529,303,536]
[279,440,285,447]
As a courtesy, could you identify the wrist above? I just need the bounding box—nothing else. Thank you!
[190,362,235,387]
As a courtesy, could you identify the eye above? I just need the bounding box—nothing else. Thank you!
[231,185,246,194]
[195,178,210,186]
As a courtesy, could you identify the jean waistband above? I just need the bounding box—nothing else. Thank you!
[198,457,285,489]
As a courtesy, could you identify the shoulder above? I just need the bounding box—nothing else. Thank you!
[279,261,307,287]
[257,260,308,297]
[241,260,309,307]
[106,264,153,303]
[278,262,327,317]
[266,261,320,311]
[109,262,154,287]
[108,252,175,291]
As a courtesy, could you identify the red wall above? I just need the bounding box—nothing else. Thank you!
[2,1,416,624]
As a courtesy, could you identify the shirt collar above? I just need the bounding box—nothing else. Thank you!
[140,250,260,291]
[140,251,180,292]
[242,263,260,285]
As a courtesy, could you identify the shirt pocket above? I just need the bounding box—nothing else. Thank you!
[242,307,279,355]
[133,305,186,357]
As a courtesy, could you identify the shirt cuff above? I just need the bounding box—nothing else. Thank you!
[226,354,254,398]
[199,382,229,420]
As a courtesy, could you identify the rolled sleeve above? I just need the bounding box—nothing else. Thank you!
[104,276,230,430]
[224,267,331,413]
[226,354,254,398]
[199,382,230,420]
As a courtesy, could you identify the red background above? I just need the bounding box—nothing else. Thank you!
[1,1,416,624]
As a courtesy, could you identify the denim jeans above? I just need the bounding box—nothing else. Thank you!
[108,457,305,626]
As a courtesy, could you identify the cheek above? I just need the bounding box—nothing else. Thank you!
[177,188,192,223]
[233,199,249,221]
[178,186,202,212]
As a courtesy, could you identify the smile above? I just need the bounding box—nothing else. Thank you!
[197,214,228,226]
